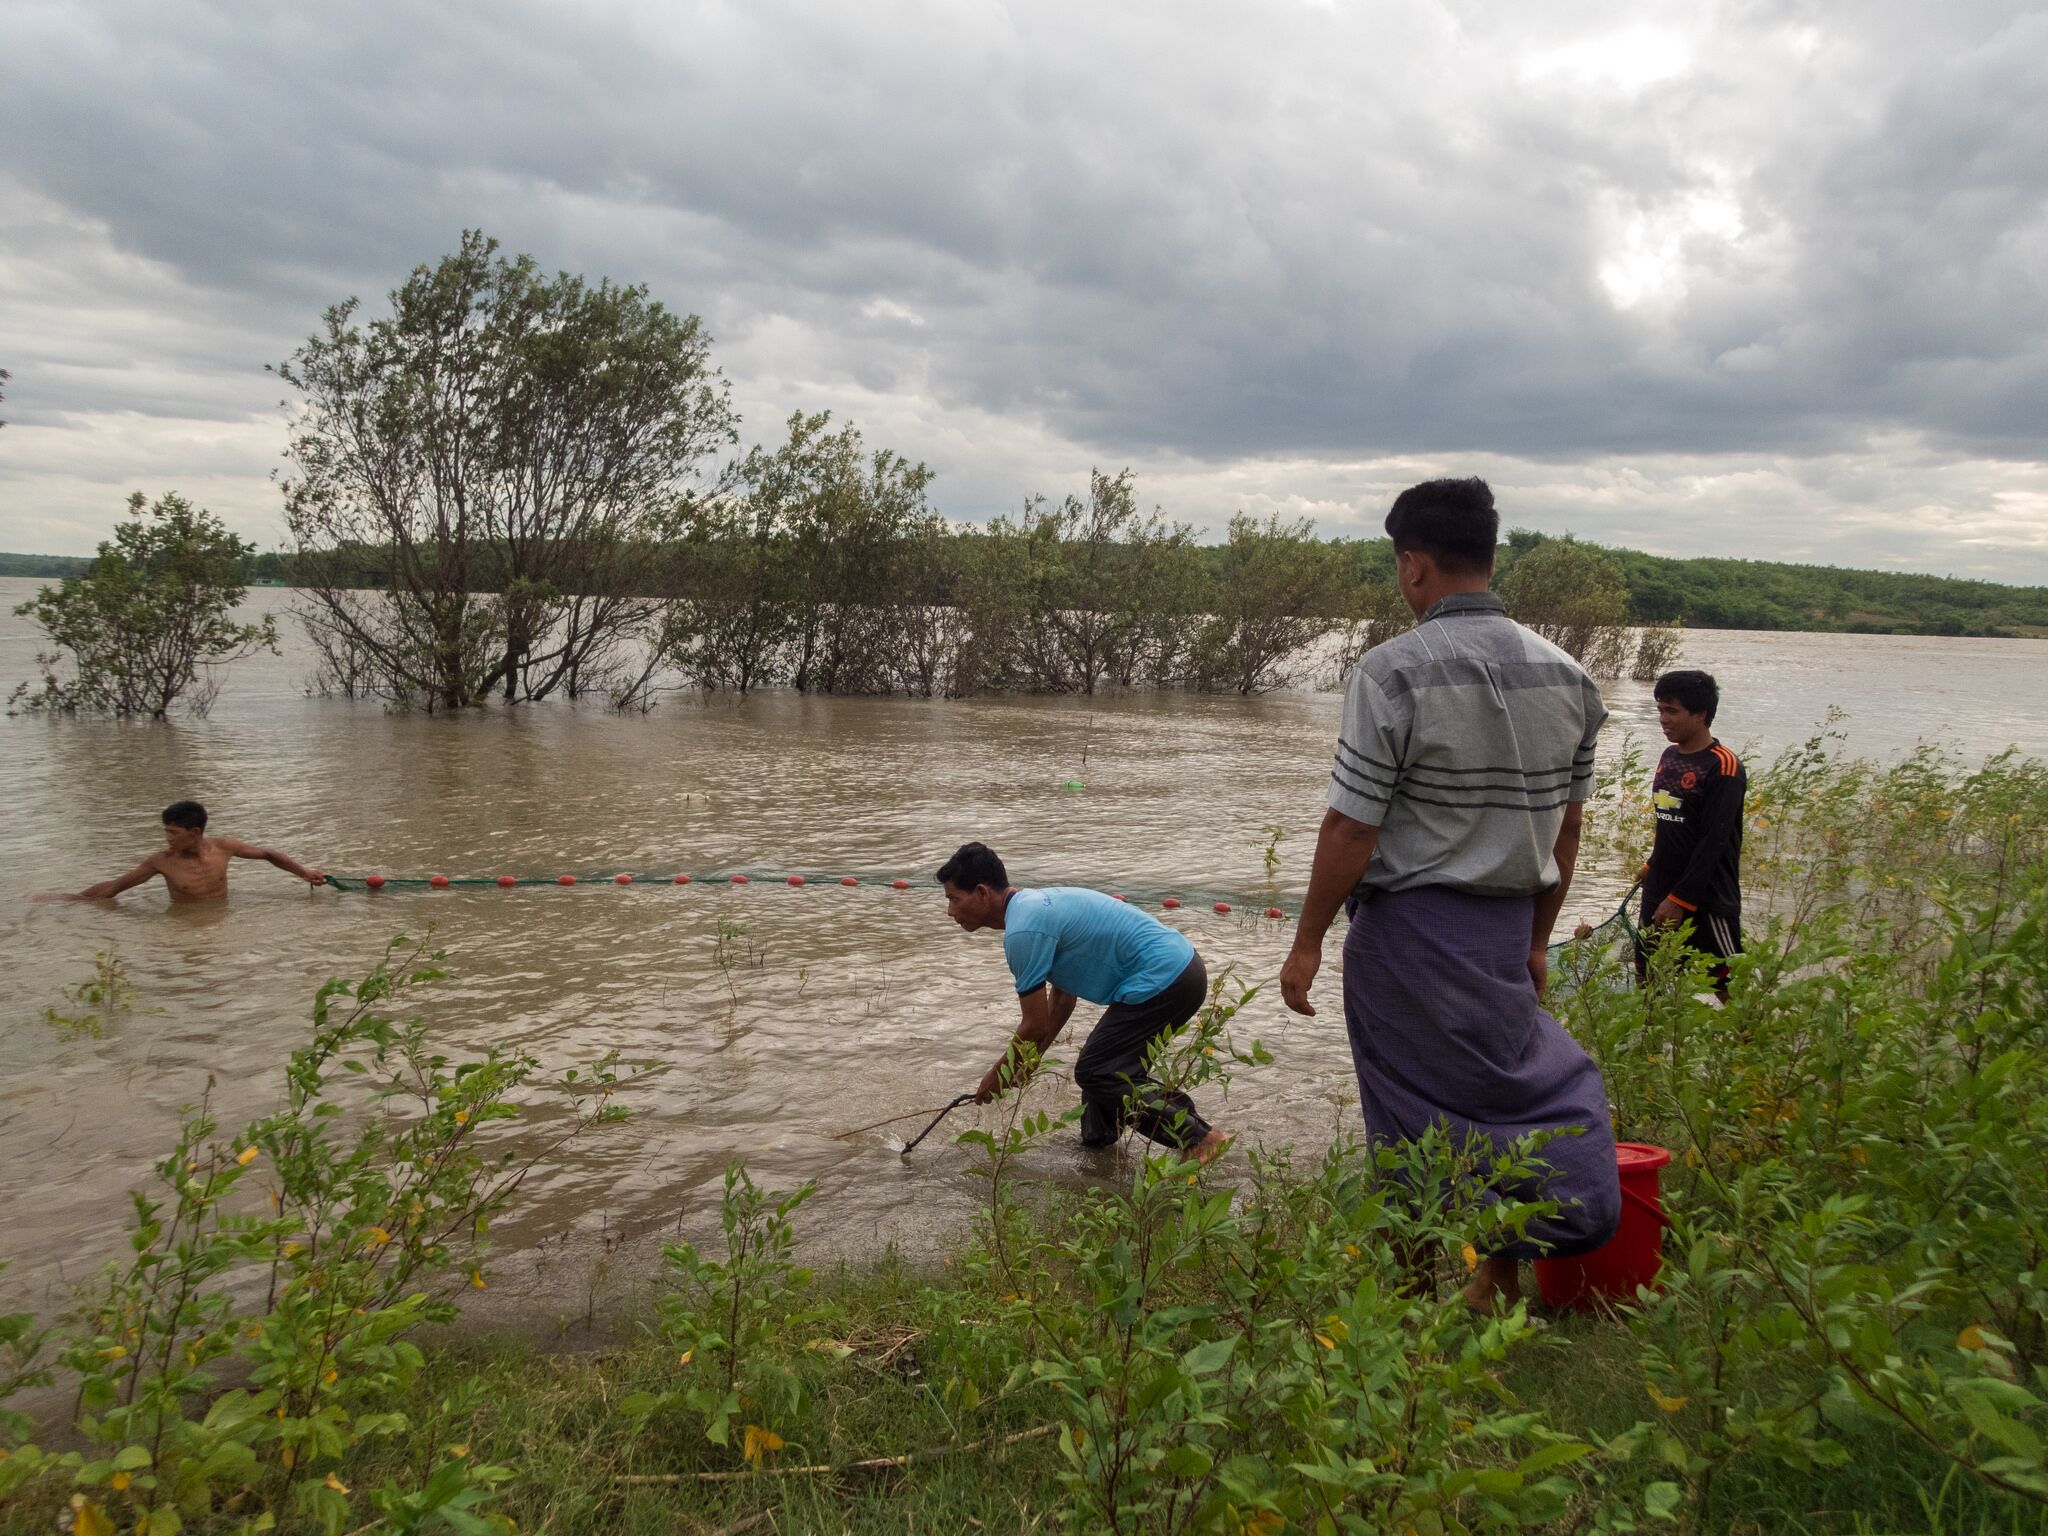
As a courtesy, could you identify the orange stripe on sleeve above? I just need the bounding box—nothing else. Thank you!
[1667,894,1697,911]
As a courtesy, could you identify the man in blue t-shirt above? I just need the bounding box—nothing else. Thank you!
[937,841,1229,1161]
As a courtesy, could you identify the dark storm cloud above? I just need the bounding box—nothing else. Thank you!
[1,0,2044,573]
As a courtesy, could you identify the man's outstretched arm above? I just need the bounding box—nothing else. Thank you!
[220,838,325,885]
[976,986,1077,1102]
[1280,808,1380,1016]
[69,860,160,901]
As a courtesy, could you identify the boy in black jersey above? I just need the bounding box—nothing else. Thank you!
[1637,670,1746,995]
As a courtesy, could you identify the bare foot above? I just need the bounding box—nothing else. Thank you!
[1191,1128,1232,1165]
[1462,1254,1521,1315]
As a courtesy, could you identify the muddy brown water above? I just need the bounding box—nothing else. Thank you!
[3,577,2043,1330]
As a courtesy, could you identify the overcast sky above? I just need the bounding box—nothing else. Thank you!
[2,0,2044,579]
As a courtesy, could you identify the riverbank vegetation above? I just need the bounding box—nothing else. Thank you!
[4,740,2044,1533]
[10,534,2045,641]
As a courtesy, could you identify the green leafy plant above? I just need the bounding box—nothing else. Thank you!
[10,492,278,719]
[0,935,644,1535]
[622,1162,817,1462]
[1258,824,1286,879]
[44,949,141,1038]
[1557,737,2048,1528]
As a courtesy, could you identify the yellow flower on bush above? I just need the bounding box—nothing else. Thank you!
[366,1226,392,1248]
[470,1269,487,1290]
[742,1424,784,1466]
[325,1473,350,1494]
[109,1472,131,1492]
[1460,1243,1479,1272]
[68,1496,114,1536]
[237,1146,260,1167]
[454,1110,470,1125]
[1958,1324,1989,1351]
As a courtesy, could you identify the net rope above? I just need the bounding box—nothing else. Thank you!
[320,870,1643,963]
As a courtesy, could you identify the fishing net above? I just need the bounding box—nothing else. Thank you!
[1544,885,1642,998]
[316,869,1296,913]
[322,867,1644,1004]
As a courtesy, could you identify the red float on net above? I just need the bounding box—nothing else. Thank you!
[1265,906,1285,919]
[557,875,577,886]
[674,874,691,885]
[498,875,517,888]
[1112,892,1126,902]
[1162,898,1182,909]
[731,874,749,885]
[787,874,805,886]
[1213,902,1231,914]
[429,875,450,889]
[891,879,909,890]
[840,876,859,886]
[364,875,385,890]
[615,874,633,884]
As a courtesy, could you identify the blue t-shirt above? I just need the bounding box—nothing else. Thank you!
[1001,887,1195,1006]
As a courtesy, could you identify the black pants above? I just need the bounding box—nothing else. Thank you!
[1073,955,1213,1150]
[1635,900,1742,994]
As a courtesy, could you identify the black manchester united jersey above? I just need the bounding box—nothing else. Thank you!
[1644,739,1746,920]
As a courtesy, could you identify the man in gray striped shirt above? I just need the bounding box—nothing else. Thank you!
[1280,478,1620,1314]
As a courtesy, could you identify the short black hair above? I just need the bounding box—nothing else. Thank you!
[936,841,1007,891]
[162,800,208,831]
[1653,669,1719,726]
[1384,478,1499,576]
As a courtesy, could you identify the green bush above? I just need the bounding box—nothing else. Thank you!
[0,937,644,1536]
[10,492,277,719]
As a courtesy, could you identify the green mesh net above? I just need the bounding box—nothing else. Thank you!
[1545,885,1642,997]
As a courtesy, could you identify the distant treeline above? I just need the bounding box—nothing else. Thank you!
[9,534,2043,640]
[0,552,93,578]
[1581,540,2048,638]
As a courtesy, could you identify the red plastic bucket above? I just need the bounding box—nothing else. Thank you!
[1533,1141,1671,1311]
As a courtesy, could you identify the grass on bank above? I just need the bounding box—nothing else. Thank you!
[64,1274,1995,1536]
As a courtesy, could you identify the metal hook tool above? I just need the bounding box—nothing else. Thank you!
[894,1093,976,1157]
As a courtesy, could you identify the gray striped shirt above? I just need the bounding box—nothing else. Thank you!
[1327,592,1606,898]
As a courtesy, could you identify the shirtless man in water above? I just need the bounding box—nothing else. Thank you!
[59,800,325,903]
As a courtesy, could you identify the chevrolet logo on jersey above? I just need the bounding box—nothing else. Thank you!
[1653,789,1683,812]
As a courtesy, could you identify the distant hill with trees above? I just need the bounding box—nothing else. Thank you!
[1560,537,2048,638]
[0,552,93,578]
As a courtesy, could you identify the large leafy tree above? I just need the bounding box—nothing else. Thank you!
[10,493,277,718]
[1497,536,1632,677]
[1187,513,1352,694]
[278,231,737,711]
